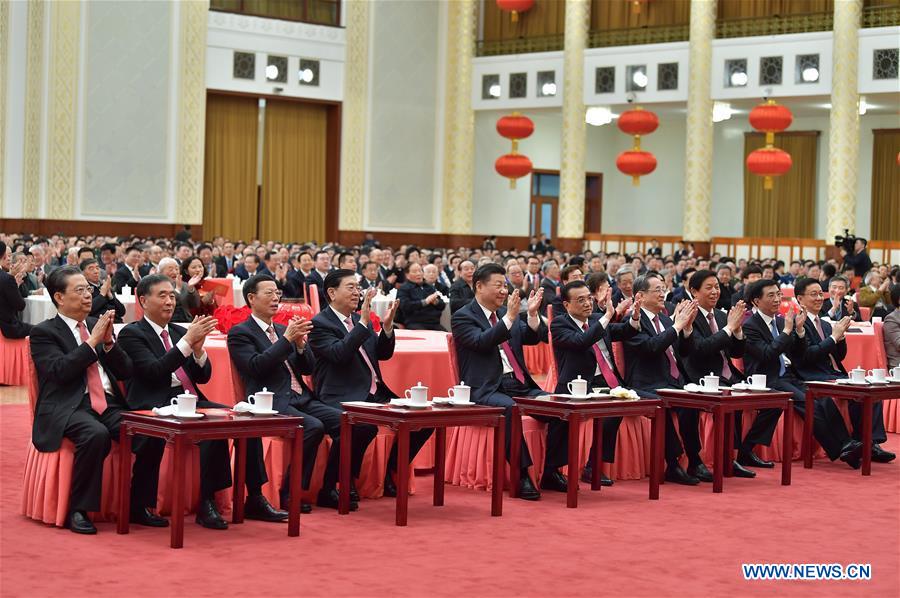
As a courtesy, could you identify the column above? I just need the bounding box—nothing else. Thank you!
[338,0,371,231]
[174,0,209,225]
[557,0,590,242]
[22,0,45,218]
[681,0,716,247]
[440,0,476,235]
[826,0,862,240]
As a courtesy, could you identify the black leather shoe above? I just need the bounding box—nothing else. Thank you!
[517,475,541,501]
[245,495,289,522]
[539,470,569,493]
[737,451,775,468]
[130,507,169,527]
[665,465,700,485]
[383,473,397,498]
[350,481,360,503]
[599,474,614,487]
[840,440,862,469]
[316,488,358,511]
[731,461,756,478]
[67,511,97,535]
[279,492,312,514]
[195,499,228,530]
[687,462,713,483]
[871,444,896,463]
[580,465,593,484]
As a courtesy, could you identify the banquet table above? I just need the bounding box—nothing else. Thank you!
[23,292,137,325]
[840,322,883,371]
[199,329,456,409]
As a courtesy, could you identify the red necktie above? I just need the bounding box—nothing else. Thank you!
[814,317,842,372]
[583,321,619,389]
[706,312,734,379]
[159,329,199,396]
[489,313,526,384]
[267,325,304,395]
[652,314,681,381]
[76,321,107,414]
[344,316,378,395]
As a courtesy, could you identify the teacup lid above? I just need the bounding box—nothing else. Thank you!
[455,380,469,388]
[852,365,865,371]
[411,381,426,389]
[178,392,196,399]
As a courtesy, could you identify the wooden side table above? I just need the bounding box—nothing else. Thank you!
[117,410,303,548]
[509,396,664,507]
[656,389,793,493]
[339,402,505,526]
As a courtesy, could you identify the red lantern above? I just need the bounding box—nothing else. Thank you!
[495,153,533,189]
[746,148,792,190]
[616,106,659,185]
[617,107,659,137]
[747,99,793,190]
[616,150,657,186]
[496,113,534,154]
[496,0,534,23]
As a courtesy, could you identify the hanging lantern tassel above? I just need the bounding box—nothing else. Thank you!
[496,0,535,24]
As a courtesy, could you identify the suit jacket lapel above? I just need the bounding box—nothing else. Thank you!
[52,316,79,352]
[140,318,169,357]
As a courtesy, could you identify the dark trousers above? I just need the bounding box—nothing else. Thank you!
[63,396,163,513]
[135,400,268,508]
[584,417,623,470]
[478,374,568,471]
[776,377,852,461]
[281,396,330,492]
[320,402,378,492]
[849,400,887,444]
[736,408,783,451]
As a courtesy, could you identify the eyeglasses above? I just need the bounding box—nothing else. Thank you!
[803,292,824,299]
[255,290,283,298]
[70,285,93,296]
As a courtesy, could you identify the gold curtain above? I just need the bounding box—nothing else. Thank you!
[259,100,327,243]
[203,94,259,241]
[591,0,690,31]
[871,129,900,241]
[481,0,567,41]
[743,131,819,238]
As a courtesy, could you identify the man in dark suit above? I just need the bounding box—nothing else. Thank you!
[551,281,641,486]
[731,265,763,307]
[359,260,387,294]
[305,250,332,306]
[80,258,126,323]
[423,263,450,296]
[539,261,562,313]
[197,244,225,278]
[449,259,476,314]
[119,274,287,529]
[623,272,707,485]
[112,245,143,294]
[793,278,894,463]
[29,266,163,534]
[451,264,566,500]
[742,278,862,468]
[683,270,778,476]
[397,263,445,331]
[229,274,349,512]
[820,275,862,322]
[715,264,735,310]
[0,241,32,339]
[214,241,237,276]
[308,269,431,500]
[611,266,636,308]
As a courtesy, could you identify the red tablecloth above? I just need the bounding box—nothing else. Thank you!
[0,336,30,386]
[523,343,551,376]
[841,323,885,372]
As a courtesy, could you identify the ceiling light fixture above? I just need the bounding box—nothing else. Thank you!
[585,106,613,126]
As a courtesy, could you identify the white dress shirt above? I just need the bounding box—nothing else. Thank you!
[57,313,113,395]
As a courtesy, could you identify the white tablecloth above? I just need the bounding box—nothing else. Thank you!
[23,293,137,325]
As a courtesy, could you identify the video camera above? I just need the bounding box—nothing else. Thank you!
[834,229,857,253]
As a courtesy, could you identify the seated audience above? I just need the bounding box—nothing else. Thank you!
[397,263,446,331]
[0,241,32,338]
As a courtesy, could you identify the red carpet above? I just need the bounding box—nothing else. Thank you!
[1,402,897,597]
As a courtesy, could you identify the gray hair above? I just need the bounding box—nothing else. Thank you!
[828,274,850,289]
[864,270,879,286]
[615,266,635,281]
[541,260,557,274]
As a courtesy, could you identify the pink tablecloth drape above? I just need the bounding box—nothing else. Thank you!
[523,344,551,377]
[0,336,31,386]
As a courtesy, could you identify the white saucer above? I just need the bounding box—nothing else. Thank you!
[732,384,770,392]
[389,398,431,409]
[447,400,475,407]
[886,377,900,384]
[865,377,889,385]
[684,384,723,394]
[171,412,204,419]
[836,378,869,385]
[550,393,605,401]
[246,408,279,415]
